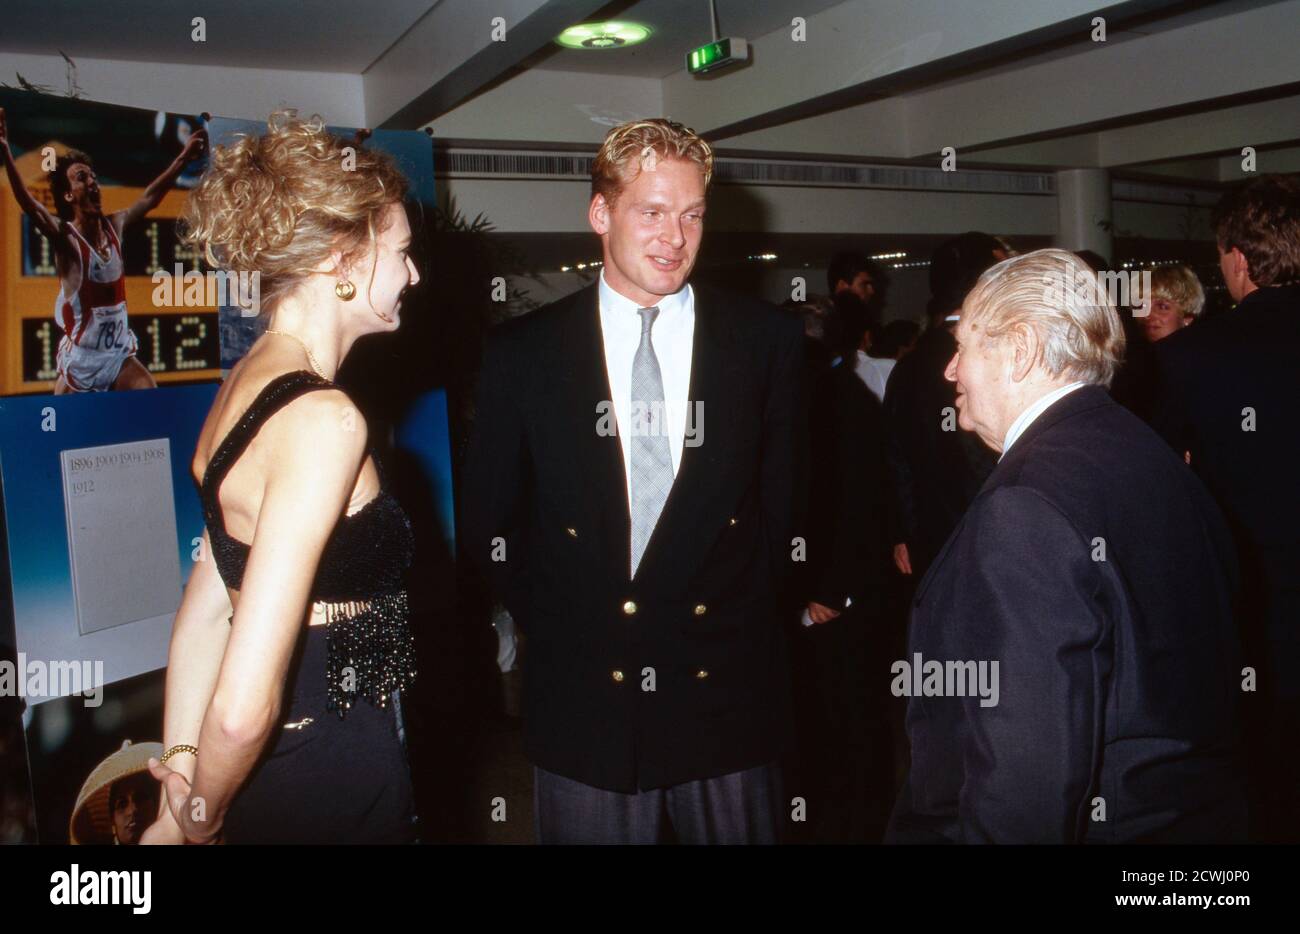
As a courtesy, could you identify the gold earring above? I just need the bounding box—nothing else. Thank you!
[335,279,356,301]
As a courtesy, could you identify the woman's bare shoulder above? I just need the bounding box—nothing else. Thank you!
[193,356,367,482]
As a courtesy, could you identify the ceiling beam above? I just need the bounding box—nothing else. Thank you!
[365,0,609,128]
[1097,93,1300,167]
[663,0,1185,139]
[966,91,1300,175]
[904,0,1300,158]
[711,98,909,159]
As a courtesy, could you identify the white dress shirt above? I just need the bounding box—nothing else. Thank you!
[853,351,896,402]
[1000,381,1087,459]
[597,270,695,510]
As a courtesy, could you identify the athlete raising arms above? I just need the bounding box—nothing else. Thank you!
[0,107,207,392]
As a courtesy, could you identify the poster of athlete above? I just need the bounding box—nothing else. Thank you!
[0,89,216,395]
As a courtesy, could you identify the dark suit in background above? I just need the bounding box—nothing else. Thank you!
[1109,313,1160,423]
[794,350,894,841]
[462,282,806,842]
[888,387,1246,843]
[1153,282,1300,841]
[882,326,996,579]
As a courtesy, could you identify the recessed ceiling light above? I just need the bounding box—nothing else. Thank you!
[556,21,652,49]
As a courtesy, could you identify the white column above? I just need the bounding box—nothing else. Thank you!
[1055,168,1113,264]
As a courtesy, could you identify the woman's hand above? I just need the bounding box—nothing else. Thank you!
[139,814,187,845]
[146,757,221,844]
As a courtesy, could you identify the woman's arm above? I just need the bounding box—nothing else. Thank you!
[114,128,207,233]
[142,528,232,842]
[173,390,367,842]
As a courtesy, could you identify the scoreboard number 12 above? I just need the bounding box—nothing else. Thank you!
[21,312,219,384]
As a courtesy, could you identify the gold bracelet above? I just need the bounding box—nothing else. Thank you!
[159,744,198,764]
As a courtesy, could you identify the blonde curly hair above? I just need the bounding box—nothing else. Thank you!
[591,118,713,208]
[182,110,408,314]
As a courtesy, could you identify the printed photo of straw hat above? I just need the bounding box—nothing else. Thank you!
[69,739,162,845]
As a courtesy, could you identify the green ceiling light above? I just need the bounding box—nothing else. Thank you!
[556,21,651,50]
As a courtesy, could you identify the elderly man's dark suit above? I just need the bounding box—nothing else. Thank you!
[887,386,1246,843]
[462,282,806,802]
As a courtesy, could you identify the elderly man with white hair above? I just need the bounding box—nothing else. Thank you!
[886,248,1246,844]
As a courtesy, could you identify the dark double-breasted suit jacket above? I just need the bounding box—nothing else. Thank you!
[887,386,1247,843]
[462,281,806,793]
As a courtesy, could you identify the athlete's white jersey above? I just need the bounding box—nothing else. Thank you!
[54,220,137,391]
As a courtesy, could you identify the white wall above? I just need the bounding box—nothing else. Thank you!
[426,70,662,144]
[1111,199,1215,242]
[440,175,1059,236]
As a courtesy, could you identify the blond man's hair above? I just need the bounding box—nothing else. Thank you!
[1149,265,1206,319]
[591,118,714,207]
[962,248,1126,387]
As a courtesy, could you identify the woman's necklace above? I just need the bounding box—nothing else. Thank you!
[264,329,328,380]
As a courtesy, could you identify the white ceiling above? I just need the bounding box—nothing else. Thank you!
[0,0,849,77]
[525,0,848,77]
[2,0,1297,180]
[0,0,434,72]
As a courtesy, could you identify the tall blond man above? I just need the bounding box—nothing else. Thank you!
[463,119,806,844]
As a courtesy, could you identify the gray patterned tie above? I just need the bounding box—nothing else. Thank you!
[629,305,673,576]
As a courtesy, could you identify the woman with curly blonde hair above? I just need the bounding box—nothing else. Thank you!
[142,111,422,844]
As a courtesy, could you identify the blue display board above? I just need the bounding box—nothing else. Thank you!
[0,385,217,697]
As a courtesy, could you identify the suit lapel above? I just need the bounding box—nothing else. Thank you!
[565,284,632,577]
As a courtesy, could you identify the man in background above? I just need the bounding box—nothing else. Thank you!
[1153,173,1300,842]
[883,232,1005,581]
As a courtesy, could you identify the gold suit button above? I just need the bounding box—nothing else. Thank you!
[565,527,577,538]
[693,603,707,616]
[695,669,709,680]
[622,600,638,616]
[728,517,737,526]
[611,669,625,683]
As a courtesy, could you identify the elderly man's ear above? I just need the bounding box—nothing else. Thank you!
[1008,324,1041,383]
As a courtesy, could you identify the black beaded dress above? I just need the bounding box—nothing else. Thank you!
[196,371,418,844]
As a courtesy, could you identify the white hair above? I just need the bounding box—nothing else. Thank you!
[961,248,1126,386]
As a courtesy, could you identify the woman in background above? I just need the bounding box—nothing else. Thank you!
[143,111,422,844]
[1140,264,1206,342]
